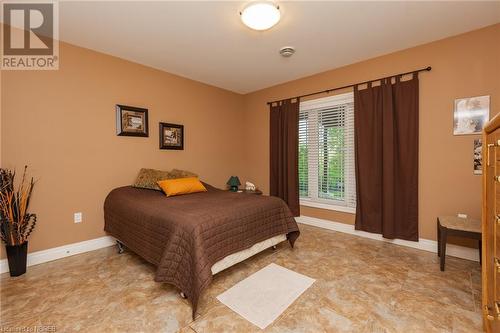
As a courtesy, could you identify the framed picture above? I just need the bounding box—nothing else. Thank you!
[116,104,149,137]
[474,139,482,175]
[453,95,490,135]
[159,122,184,150]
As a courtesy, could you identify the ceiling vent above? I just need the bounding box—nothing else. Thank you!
[279,46,295,57]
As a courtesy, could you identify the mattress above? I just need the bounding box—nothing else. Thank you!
[211,234,287,274]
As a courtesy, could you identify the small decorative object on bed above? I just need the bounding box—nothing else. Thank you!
[453,95,490,135]
[159,123,184,150]
[474,139,482,175]
[116,104,149,137]
[227,176,241,192]
[245,181,256,191]
[0,166,37,277]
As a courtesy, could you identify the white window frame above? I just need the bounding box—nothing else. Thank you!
[299,92,356,214]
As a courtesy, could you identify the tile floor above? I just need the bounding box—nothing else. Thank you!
[0,224,482,332]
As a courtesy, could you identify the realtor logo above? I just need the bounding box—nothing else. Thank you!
[1,1,59,70]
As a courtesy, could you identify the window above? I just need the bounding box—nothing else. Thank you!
[298,92,356,212]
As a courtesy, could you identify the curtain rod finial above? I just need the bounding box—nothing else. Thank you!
[426,66,432,71]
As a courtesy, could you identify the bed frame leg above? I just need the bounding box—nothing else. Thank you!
[180,292,187,299]
[116,240,125,254]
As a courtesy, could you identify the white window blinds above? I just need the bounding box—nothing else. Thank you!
[298,92,356,209]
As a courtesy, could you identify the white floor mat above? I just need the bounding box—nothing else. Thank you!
[216,263,315,329]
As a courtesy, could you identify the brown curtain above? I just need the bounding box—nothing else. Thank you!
[270,99,300,217]
[354,73,419,241]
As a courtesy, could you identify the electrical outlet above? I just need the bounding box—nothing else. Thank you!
[457,213,467,219]
[74,212,82,223]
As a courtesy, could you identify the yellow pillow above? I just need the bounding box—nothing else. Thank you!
[157,177,207,197]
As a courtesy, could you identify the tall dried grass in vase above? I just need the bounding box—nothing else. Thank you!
[0,166,37,246]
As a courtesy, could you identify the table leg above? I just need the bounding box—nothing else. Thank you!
[439,227,447,271]
[437,220,441,257]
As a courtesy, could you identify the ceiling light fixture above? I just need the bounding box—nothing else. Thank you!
[240,2,281,31]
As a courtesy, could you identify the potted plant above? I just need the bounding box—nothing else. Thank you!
[0,166,37,277]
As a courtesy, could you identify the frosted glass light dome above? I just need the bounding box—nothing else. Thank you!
[240,2,281,31]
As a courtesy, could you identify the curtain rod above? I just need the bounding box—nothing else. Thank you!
[267,66,432,106]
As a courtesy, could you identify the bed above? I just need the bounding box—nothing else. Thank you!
[103,183,300,317]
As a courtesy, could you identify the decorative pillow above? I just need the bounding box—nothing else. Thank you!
[168,169,198,179]
[157,177,207,197]
[133,168,171,191]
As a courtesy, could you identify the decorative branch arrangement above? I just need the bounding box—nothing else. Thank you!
[0,166,37,246]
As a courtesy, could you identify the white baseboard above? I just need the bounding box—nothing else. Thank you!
[296,215,479,262]
[0,217,478,275]
[1,236,116,274]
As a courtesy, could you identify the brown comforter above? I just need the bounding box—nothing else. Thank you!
[103,184,300,317]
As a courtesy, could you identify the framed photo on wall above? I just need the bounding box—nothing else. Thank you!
[159,123,184,150]
[453,95,490,135]
[116,105,149,137]
[474,139,482,175]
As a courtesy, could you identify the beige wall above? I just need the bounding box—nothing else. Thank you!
[242,24,500,242]
[1,24,499,258]
[1,41,245,257]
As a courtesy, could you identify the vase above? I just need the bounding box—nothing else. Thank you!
[6,242,28,277]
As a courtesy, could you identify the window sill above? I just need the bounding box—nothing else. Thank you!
[300,200,356,214]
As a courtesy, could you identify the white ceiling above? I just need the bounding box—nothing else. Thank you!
[57,1,500,94]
